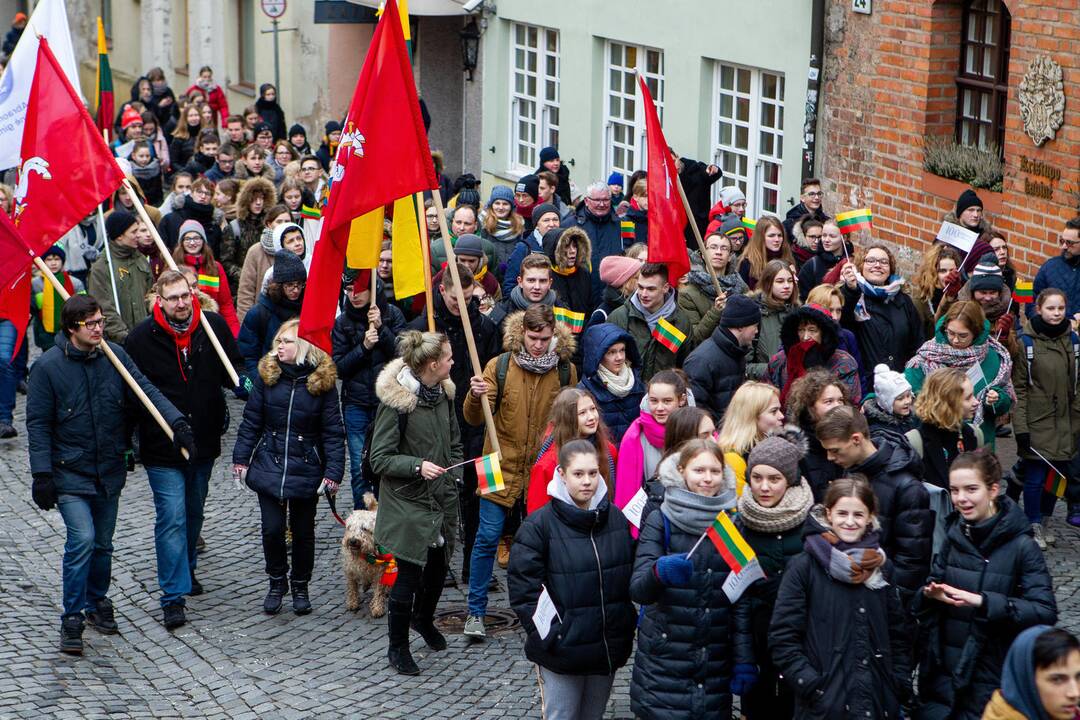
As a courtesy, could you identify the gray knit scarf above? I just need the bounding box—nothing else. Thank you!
[513,349,559,375]
[630,289,678,332]
[661,485,736,535]
[737,479,814,534]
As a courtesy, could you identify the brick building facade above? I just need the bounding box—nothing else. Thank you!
[819,0,1080,277]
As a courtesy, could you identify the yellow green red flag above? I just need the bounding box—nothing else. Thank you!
[475,454,505,495]
[553,306,585,333]
[706,511,756,573]
[652,317,686,353]
[835,208,873,235]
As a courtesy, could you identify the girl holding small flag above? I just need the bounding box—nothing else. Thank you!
[368,330,462,676]
[1013,288,1080,541]
[913,451,1057,719]
[543,227,593,319]
[769,475,912,719]
[173,220,240,336]
[731,427,814,719]
[629,439,740,720]
[508,440,636,720]
[526,388,617,515]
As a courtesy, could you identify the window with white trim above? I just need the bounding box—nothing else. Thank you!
[604,41,663,180]
[712,63,785,215]
[509,22,560,174]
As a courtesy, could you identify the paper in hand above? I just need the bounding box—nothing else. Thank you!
[532,585,560,640]
[621,487,649,529]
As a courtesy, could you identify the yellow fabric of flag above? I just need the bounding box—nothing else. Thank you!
[391,196,424,298]
[346,208,385,269]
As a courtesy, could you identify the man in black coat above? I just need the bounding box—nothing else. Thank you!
[816,406,932,605]
[684,294,760,421]
[407,266,501,583]
[125,270,244,630]
[535,146,572,206]
[782,177,831,244]
[27,294,192,655]
[674,150,723,242]
[561,182,624,308]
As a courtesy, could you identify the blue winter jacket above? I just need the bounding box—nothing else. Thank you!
[561,206,624,308]
[578,323,646,444]
[1031,253,1080,318]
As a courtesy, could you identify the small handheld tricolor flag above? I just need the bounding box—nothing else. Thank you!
[1045,467,1068,499]
[621,220,636,241]
[705,511,756,572]
[835,208,873,235]
[1013,280,1034,304]
[652,317,686,353]
[741,217,756,237]
[95,17,114,142]
[197,274,220,290]
[553,306,585,334]
[475,453,505,495]
[300,204,322,220]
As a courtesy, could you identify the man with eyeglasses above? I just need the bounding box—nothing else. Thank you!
[1032,216,1080,323]
[782,178,831,245]
[27,294,191,654]
[125,270,245,631]
[88,210,154,343]
[204,144,237,183]
[561,180,624,307]
[159,178,224,255]
[298,155,326,199]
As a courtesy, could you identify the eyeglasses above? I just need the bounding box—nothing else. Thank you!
[804,191,823,198]
[282,281,305,291]
[863,257,890,267]
[806,233,823,241]
[301,166,319,173]
[945,330,973,342]
[586,196,611,204]
[162,291,192,303]
[76,318,105,329]
[1063,238,1080,248]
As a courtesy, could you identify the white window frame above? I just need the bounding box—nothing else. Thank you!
[603,40,663,181]
[508,22,560,176]
[711,62,786,216]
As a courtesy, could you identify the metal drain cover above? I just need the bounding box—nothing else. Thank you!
[433,606,520,635]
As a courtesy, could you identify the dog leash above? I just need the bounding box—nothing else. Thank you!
[323,487,347,527]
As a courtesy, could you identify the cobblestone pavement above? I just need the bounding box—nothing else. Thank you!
[0,387,1077,719]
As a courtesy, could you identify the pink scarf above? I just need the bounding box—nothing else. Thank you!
[615,410,666,509]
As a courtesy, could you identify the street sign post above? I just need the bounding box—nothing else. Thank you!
[260,0,296,94]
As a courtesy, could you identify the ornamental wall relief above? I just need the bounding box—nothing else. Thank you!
[1018,55,1065,147]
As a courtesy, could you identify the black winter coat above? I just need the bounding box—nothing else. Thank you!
[508,494,636,676]
[232,356,345,500]
[800,428,843,502]
[796,248,843,301]
[125,311,243,466]
[256,97,287,141]
[159,196,225,255]
[770,539,910,719]
[911,421,979,490]
[237,293,301,376]
[332,291,406,409]
[847,440,933,601]
[562,207,623,308]
[577,323,645,443]
[840,283,923,373]
[630,509,736,720]
[678,158,722,240]
[534,161,571,205]
[782,202,829,244]
[26,335,183,497]
[914,497,1057,720]
[684,326,749,421]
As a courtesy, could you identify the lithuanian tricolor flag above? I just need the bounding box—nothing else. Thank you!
[621,220,636,241]
[1045,467,1068,499]
[553,306,584,333]
[95,17,114,142]
[197,274,220,290]
[1013,280,1034,304]
[475,454,505,495]
[652,317,686,353]
[300,204,322,220]
[706,511,756,573]
[835,208,873,235]
[740,217,756,235]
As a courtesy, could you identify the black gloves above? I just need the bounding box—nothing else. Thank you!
[171,418,197,457]
[32,473,56,511]
[1015,433,1031,456]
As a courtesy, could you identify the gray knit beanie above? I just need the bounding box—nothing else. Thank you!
[746,426,808,487]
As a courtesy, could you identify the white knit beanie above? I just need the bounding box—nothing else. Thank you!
[874,363,912,413]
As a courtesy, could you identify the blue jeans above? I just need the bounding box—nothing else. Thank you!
[343,404,375,509]
[146,462,214,607]
[0,320,26,425]
[56,490,121,619]
[1022,458,1062,523]
[467,499,507,617]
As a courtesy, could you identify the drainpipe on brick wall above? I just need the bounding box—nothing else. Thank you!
[801,0,826,183]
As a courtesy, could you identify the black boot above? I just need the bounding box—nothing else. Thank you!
[387,599,420,675]
[263,576,288,615]
[411,584,447,651]
[291,581,312,615]
[60,615,84,655]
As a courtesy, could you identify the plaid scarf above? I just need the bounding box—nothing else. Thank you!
[906,329,1014,426]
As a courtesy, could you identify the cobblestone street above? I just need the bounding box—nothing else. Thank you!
[1,391,1077,719]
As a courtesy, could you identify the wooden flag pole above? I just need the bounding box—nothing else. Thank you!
[415,192,436,332]
[121,178,241,388]
[31,255,188,459]
[675,175,723,298]
[430,192,501,458]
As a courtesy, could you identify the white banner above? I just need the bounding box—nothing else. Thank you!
[621,487,648,529]
[532,585,560,639]
[0,0,83,171]
[722,557,766,603]
[936,220,979,254]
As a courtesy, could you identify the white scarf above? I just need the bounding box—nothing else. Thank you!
[596,363,635,397]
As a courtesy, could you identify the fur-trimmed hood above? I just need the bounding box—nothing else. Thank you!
[655,452,737,493]
[547,226,592,271]
[237,177,277,221]
[501,309,576,360]
[374,357,457,413]
[258,352,337,394]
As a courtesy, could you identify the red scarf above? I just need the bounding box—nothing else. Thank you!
[779,339,816,406]
[153,300,202,382]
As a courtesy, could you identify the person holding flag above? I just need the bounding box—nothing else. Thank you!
[629,438,739,719]
[367,330,462,675]
[769,475,911,719]
[607,262,695,382]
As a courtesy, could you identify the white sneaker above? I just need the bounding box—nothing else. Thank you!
[1042,517,1056,545]
[1032,522,1047,550]
[463,615,486,639]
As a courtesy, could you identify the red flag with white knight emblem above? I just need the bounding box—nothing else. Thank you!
[14,38,125,254]
[298,0,438,352]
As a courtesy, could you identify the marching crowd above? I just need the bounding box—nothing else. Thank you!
[6,65,1080,720]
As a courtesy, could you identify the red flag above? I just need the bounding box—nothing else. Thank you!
[299,0,437,351]
[14,38,125,256]
[639,74,690,282]
[0,271,31,361]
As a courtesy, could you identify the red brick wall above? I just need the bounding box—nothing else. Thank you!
[819,0,1080,278]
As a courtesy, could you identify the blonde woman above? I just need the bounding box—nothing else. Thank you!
[908,367,981,490]
[232,319,345,617]
[910,244,963,338]
[714,381,785,495]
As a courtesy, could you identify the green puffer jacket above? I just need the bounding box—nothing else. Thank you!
[746,299,795,380]
[369,358,462,567]
[1013,317,1080,461]
[87,241,153,343]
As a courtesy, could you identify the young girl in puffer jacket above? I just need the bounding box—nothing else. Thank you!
[508,440,635,720]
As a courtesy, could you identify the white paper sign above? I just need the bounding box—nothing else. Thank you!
[621,487,649,529]
[936,221,979,254]
[532,585,560,639]
[966,361,987,389]
[722,558,766,603]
